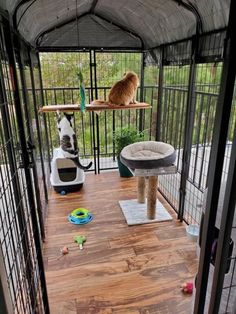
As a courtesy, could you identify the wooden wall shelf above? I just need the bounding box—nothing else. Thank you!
[39,103,151,113]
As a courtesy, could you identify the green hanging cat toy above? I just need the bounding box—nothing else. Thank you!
[77,70,86,112]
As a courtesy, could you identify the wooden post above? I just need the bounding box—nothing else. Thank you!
[147,176,158,219]
[137,176,146,203]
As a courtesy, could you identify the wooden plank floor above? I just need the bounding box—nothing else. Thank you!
[43,171,198,314]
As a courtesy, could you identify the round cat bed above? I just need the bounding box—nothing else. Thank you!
[120,141,176,170]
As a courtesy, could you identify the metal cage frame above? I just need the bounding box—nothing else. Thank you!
[0,1,236,313]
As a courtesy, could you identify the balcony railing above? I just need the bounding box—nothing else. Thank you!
[41,86,158,171]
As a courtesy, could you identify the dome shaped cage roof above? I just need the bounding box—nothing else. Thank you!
[0,0,230,51]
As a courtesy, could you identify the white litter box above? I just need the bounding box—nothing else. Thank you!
[50,148,85,193]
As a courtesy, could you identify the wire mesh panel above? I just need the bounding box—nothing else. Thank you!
[183,61,223,225]
[195,81,236,314]
[30,51,51,215]
[15,44,48,236]
[95,51,143,170]
[157,32,226,224]
[198,30,226,65]
[39,51,157,172]
[143,60,159,140]
[40,52,95,171]
[158,64,190,211]
[0,20,48,313]
[182,31,226,225]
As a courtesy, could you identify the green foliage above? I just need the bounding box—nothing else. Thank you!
[113,127,144,157]
[40,52,141,90]
[40,52,91,88]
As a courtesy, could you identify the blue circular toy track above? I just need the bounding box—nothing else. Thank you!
[68,213,93,225]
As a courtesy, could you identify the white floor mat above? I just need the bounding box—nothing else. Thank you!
[119,199,173,225]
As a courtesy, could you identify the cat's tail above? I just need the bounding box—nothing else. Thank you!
[91,100,109,106]
[69,157,93,170]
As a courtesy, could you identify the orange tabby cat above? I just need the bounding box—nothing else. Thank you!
[92,71,139,106]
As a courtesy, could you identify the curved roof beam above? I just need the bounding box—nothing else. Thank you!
[173,0,203,34]
[93,12,144,48]
[90,0,98,14]
[12,0,35,30]
[36,12,144,49]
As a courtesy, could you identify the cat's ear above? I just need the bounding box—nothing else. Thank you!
[64,113,74,122]
[56,110,61,123]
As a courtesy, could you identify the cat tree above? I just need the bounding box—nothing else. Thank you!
[119,141,177,225]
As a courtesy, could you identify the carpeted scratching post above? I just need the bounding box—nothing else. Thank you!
[147,176,158,219]
[137,176,146,203]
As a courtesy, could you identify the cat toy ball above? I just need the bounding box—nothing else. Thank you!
[181,282,193,294]
[68,208,93,225]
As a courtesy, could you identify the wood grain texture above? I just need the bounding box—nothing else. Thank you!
[39,103,151,112]
[43,171,198,313]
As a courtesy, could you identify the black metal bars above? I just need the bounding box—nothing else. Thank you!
[3,17,49,313]
[194,0,236,312]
